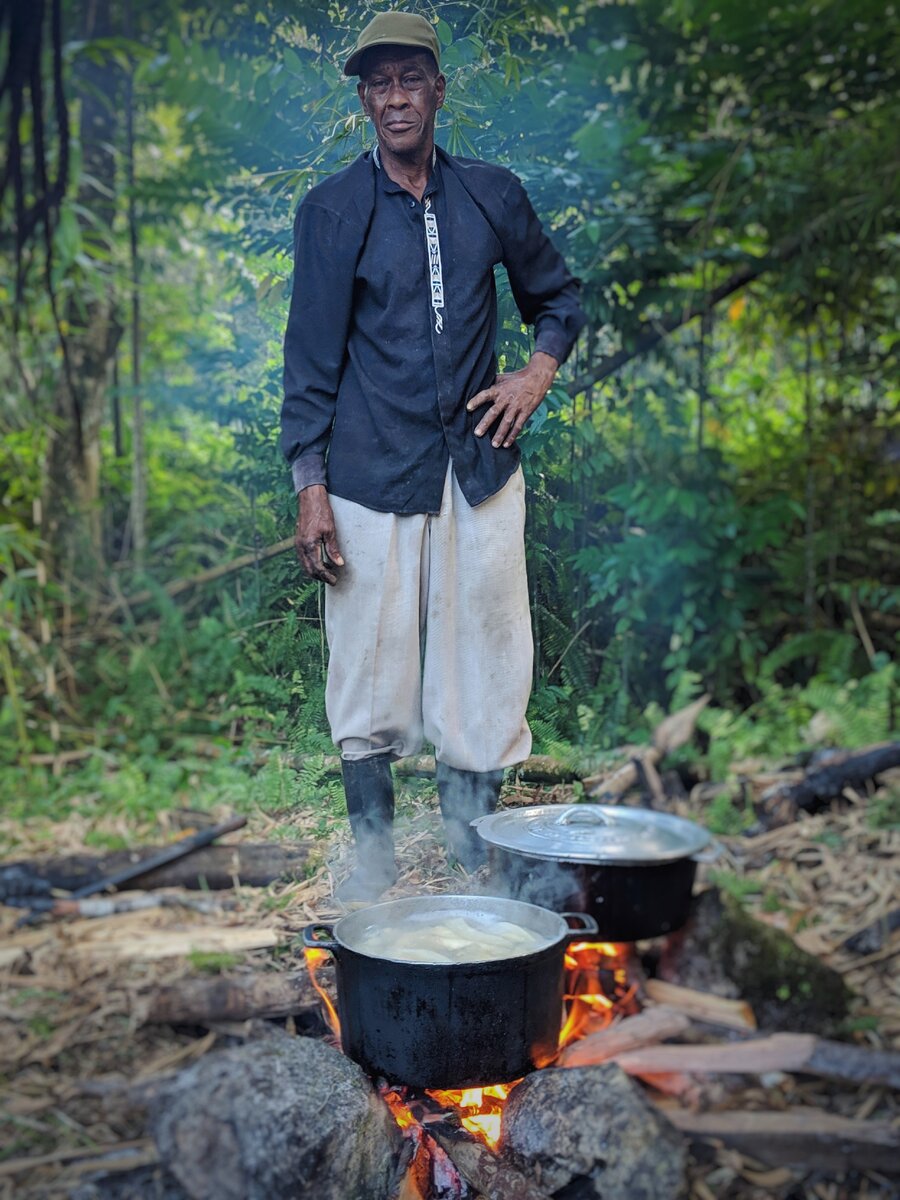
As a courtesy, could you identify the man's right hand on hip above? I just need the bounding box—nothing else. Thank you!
[296,485,344,585]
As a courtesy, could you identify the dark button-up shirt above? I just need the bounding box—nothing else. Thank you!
[281,146,585,514]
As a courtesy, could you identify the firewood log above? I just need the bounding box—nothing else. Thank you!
[429,1127,553,1200]
[643,980,757,1031]
[760,741,900,815]
[556,1005,690,1068]
[143,970,322,1025]
[612,1032,900,1089]
[665,1107,900,1175]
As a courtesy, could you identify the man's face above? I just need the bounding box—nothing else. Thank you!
[357,48,445,160]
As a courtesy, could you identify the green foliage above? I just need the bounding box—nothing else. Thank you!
[868,787,900,832]
[0,0,897,811]
[705,792,756,837]
[709,870,763,904]
[187,950,242,974]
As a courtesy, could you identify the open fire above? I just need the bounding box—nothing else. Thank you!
[304,940,638,1154]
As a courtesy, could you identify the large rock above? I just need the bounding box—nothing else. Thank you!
[659,887,853,1035]
[501,1063,686,1199]
[151,1037,401,1200]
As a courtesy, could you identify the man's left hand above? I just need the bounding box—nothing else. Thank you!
[467,351,559,449]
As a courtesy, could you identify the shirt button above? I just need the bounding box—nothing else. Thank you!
[408,198,416,208]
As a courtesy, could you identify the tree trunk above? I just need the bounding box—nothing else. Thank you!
[43,0,122,579]
[125,0,146,568]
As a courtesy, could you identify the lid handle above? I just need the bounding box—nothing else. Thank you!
[556,806,613,827]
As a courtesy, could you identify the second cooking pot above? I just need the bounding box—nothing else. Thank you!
[303,894,597,1089]
[472,804,718,941]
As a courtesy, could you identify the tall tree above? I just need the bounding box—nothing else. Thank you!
[43,0,122,579]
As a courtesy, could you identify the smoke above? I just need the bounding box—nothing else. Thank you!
[477,851,589,919]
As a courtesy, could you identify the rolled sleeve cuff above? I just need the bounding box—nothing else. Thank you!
[534,328,571,367]
[291,453,327,493]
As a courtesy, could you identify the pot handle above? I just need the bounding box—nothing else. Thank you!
[556,805,613,826]
[302,923,339,952]
[560,912,600,942]
[693,840,724,864]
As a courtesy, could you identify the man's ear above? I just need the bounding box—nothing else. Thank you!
[435,73,446,111]
[357,80,368,115]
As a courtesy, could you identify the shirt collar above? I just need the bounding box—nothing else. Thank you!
[373,143,439,197]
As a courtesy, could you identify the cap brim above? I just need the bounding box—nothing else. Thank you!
[343,38,439,76]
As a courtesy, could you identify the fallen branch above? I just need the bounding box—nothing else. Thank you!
[583,696,710,799]
[101,536,294,615]
[556,1005,690,1069]
[643,981,757,1032]
[67,921,282,964]
[429,1127,553,1200]
[760,741,900,814]
[666,1108,900,1175]
[842,907,900,955]
[276,751,582,785]
[143,970,322,1026]
[0,1139,154,1178]
[613,1032,900,1089]
[566,218,836,400]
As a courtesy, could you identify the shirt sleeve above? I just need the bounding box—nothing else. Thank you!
[499,174,587,366]
[280,199,356,492]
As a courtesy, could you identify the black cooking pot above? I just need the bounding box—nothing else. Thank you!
[302,895,597,1089]
[472,805,719,942]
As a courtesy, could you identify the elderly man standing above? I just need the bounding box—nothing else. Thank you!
[281,12,585,900]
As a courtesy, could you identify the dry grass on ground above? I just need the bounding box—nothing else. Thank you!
[1,779,898,1199]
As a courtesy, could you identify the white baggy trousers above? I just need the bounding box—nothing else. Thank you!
[324,465,533,772]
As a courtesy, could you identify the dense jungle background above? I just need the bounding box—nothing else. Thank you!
[0,0,897,827]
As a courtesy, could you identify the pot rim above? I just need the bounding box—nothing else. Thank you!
[471,804,712,865]
[319,893,592,966]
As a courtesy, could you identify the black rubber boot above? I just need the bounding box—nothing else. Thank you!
[335,755,398,903]
[436,762,504,873]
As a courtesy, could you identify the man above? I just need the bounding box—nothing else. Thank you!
[281,12,585,900]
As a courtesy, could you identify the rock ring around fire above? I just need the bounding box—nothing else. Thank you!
[501,1061,687,1199]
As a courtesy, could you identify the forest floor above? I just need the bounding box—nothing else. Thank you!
[0,766,898,1199]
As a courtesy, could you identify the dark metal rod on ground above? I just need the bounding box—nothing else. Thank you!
[1,841,310,897]
[67,815,248,898]
[10,816,248,923]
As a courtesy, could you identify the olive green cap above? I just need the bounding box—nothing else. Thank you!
[343,12,440,77]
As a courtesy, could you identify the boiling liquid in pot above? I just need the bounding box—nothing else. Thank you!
[354,913,547,963]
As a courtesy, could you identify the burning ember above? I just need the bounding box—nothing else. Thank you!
[425,1083,516,1150]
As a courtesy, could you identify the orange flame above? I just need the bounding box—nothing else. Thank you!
[303,946,341,1040]
[425,1082,518,1150]
[559,941,634,1048]
[382,1088,419,1132]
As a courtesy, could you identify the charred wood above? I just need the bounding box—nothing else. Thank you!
[429,1127,552,1200]
[760,741,900,816]
[842,907,900,955]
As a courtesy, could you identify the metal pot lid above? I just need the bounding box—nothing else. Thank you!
[472,804,711,865]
